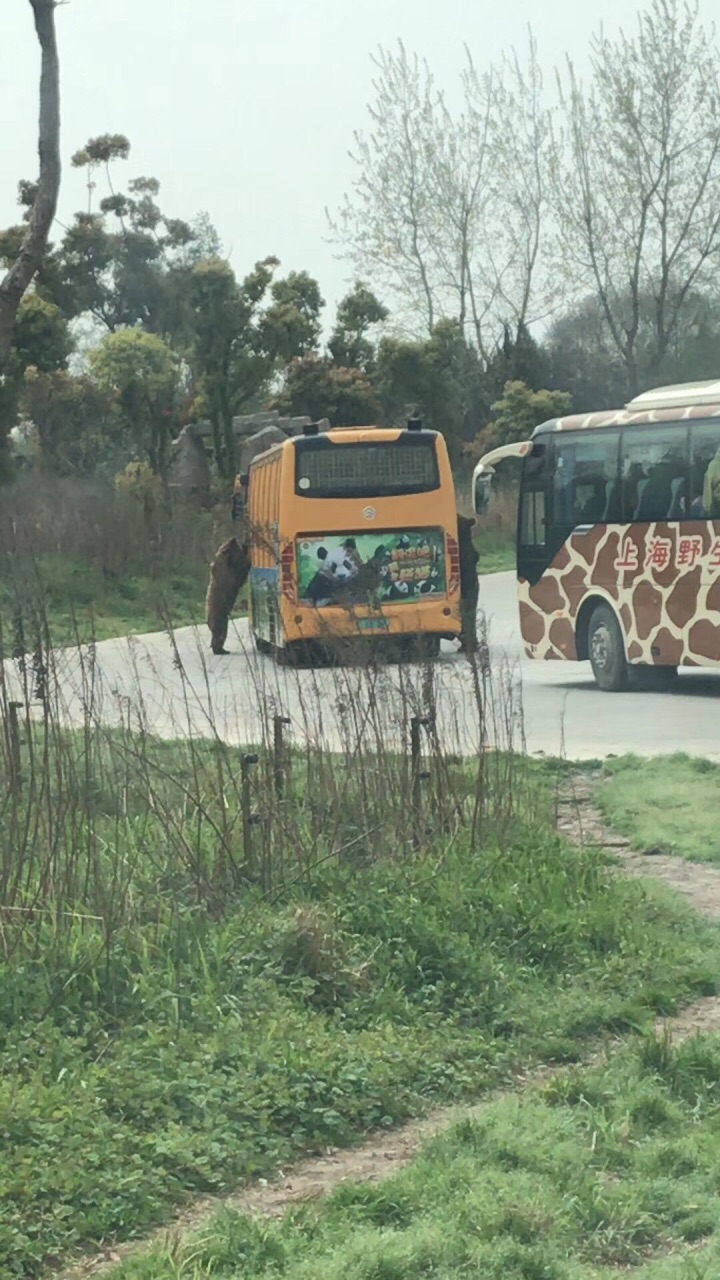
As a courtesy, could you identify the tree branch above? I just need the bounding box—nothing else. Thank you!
[0,0,61,366]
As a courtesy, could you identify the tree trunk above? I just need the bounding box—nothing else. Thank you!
[0,0,61,368]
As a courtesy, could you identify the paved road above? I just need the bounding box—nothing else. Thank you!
[5,571,719,760]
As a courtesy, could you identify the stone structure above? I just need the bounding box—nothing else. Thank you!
[192,411,331,447]
[238,424,288,474]
[169,413,332,500]
[167,424,211,505]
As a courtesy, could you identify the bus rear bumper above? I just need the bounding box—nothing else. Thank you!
[281,600,461,643]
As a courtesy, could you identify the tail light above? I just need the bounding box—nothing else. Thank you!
[446,533,460,593]
[280,542,295,600]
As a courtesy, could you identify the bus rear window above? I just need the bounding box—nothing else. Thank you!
[295,439,439,498]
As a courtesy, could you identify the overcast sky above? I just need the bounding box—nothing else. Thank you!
[1,0,716,329]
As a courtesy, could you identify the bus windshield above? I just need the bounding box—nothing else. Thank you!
[295,437,439,499]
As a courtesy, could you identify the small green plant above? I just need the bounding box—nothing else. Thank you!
[115,1034,720,1279]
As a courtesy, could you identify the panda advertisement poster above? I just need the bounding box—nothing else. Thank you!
[297,530,447,607]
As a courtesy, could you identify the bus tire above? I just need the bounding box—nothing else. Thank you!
[588,604,628,692]
[254,634,273,656]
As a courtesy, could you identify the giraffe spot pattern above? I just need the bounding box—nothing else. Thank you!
[516,521,720,670]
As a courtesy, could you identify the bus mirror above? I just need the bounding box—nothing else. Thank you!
[474,473,492,516]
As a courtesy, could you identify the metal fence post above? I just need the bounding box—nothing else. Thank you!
[241,752,260,876]
[273,715,291,800]
[410,715,430,849]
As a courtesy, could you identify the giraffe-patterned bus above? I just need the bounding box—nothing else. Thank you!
[472,380,720,691]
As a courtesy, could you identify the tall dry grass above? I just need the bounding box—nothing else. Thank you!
[0,571,532,964]
[0,472,227,579]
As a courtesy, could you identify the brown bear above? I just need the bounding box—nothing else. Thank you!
[206,537,250,654]
[457,514,479,655]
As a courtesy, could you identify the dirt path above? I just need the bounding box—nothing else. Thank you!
[59,775,720,1280]
[556,770,720,922]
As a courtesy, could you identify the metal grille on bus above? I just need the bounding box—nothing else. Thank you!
[298,446,436,494]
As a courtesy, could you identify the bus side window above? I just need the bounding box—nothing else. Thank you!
[520,449,548,547]
[621,425,688,522]
[553,433,620,528]
[690,424,720,519]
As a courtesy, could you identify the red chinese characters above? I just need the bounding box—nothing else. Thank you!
[614,538,639,572]
[677,535,704,569]
[646,536,673,571]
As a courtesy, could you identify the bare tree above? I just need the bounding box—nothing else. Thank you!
[0,0,62,368]
[328,36,554,359]
[554,0,720,396]
[462,34,555,356]
[328,45,442,336]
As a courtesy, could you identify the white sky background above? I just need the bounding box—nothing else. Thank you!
[1,0,716,334]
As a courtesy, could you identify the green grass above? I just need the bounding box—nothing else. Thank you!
[475,529,516,574]
[599,754,720,865]
[0,553,211,643]
[2,732,719,1277]
[111,1031,720,1279]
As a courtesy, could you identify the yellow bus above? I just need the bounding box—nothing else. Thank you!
[237,421,462,661]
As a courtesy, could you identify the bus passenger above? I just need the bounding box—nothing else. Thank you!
[703,445,720,517]
[637,453,679,521]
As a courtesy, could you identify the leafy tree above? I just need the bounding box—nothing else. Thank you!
[328,282,388,371]
[485,321,551,399]
[189,257,270,477]
[71,132,131,214]
[22,367,110,473]
[189,258,325,476]
[13,294,72,372]
[273,355,380,425]
[89,328,180,475]
[376,319,487,458]
[473,379,571,457]
[0,293,72,474]
[263,271,324,360]
[46,137,200,342]
[547,286,720,411]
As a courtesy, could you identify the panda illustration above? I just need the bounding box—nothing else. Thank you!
[325,539,359,585]
[418,567,441,596]
[387,579,411,600]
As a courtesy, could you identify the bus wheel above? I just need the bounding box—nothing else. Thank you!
[588,605,628,692]
[254,635,273,656]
